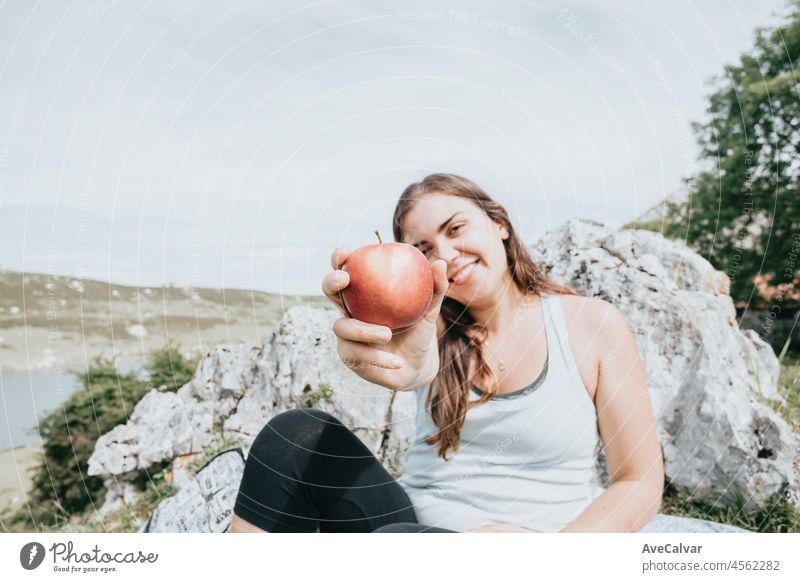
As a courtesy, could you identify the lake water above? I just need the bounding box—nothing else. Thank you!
[0,357,146,450]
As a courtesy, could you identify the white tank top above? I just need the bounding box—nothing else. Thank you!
[397,292,606,532]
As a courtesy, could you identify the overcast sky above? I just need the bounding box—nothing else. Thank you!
[0,0,789,295]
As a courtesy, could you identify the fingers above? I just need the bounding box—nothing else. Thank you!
[332,317,392,344]
[333,314,400,372]
[336,338,404,370]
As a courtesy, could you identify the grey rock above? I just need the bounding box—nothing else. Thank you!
[87,344,262,478]
[144,448,245,533]
[529,219,799,510]
[96,479,142,519]
[223,306,418,473]
[91,309,418,517]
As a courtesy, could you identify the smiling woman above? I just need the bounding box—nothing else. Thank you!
[386,174,664,533]
[229,172,664,534]
[392,173,580,461]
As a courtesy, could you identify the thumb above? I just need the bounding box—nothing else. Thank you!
[424,260,449,321]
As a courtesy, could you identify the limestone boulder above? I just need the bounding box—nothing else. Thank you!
[529,219,798,509]
[223,305,417,476]
[86,342,262,478]
[88,321,418,523]
[144,448,246,533]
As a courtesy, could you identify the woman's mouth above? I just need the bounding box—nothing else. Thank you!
[449,260,479,285]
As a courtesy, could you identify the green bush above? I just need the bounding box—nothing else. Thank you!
[144,341,200,392]
[2,345,198,532]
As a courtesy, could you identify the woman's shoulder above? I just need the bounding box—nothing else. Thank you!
[553,293,625,335]
[550,291,607,311]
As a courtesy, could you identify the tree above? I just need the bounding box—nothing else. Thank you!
[664,2,800,309]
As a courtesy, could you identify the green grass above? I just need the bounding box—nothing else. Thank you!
[302,382,335,408]
[773,354,800,433]
[661,481,799,533]
[185,436,245,475]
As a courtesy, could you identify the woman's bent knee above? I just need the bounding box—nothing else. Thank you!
[249,407,344,456]
[266,407,341,432]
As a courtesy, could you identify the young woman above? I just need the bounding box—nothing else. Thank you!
[229,173,664,533]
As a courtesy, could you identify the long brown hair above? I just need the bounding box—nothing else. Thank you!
[392,173,578,461]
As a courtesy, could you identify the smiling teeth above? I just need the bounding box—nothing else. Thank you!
[453,262,476,283]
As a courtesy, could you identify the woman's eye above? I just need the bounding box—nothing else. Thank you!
[418,225,463,255]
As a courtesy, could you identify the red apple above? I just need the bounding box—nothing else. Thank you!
[339,231,434,330]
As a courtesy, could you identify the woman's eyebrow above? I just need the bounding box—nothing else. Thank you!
[408,212,466,247]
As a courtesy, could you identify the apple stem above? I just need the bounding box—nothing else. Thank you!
[374,230,383,244]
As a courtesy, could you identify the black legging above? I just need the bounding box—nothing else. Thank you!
[232,407,456,533]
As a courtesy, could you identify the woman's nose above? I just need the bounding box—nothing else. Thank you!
[429,242,461,263]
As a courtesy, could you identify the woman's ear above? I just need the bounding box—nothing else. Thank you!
[493,219,509,240]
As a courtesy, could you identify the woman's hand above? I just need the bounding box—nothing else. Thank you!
[466,523,526,533]
[321,247,449,392]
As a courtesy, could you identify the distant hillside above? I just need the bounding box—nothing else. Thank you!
[0,270,331,371]
[623,186,689,232]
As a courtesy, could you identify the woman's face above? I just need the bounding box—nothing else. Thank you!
[400,192,511,306]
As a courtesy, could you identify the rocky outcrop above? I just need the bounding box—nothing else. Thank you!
[87,308,420,521]
[89,219,799,531]
[530,219,798,507]
[87,343,261,477]
[88,310,417,485]
[221,306,417,476]
[143,449,245,533]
